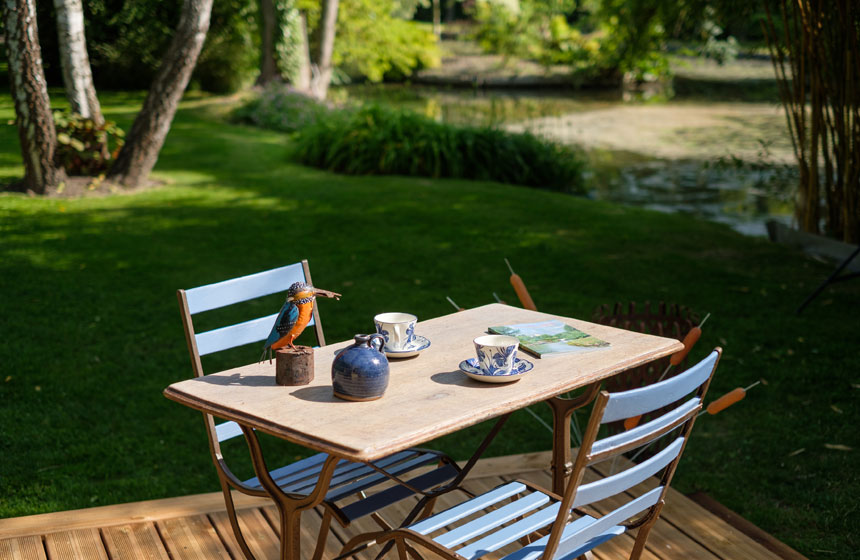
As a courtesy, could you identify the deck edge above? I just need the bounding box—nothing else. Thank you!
[686,492,809,560]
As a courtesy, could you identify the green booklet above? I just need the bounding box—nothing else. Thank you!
[489,320,610,358]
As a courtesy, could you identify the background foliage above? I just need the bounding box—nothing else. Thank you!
[24,0,438,93]
[471,0,781,83]
[301,0,440,83]
[32,0,259,92]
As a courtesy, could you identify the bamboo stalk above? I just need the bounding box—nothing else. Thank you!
[763,0,859,243]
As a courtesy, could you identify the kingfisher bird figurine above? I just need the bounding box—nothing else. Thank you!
[260,281,341,361]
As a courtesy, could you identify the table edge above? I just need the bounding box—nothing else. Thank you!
[163,337,683,462]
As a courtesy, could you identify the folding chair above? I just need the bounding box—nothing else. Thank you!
[177,260,461,560]
[350,348,722,560]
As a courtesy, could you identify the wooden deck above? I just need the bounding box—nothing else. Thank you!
[0,452,805,560]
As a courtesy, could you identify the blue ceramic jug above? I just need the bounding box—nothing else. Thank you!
[331,333,390,401]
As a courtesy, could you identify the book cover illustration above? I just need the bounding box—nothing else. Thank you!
[489,320,610,358]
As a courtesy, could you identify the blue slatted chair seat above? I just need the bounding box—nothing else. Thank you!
[405,481,629,560]
[242,449,457,522]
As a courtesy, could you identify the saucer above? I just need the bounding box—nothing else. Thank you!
[385,335,431,358]
[458,357,534,383]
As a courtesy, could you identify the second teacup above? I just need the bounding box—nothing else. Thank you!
[474,334,519,376]
[374,312,417,351]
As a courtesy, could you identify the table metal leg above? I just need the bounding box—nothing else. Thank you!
[241,425,340,560]
[546,383,602,495]
[337,414,513,560]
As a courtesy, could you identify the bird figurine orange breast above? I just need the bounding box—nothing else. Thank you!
[260,282,341,360]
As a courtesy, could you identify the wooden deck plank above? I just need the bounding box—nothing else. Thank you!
[591,534,663,560]
[687,492,809,560]
[590,460,787,560]
[0,452,805,560]
[0,491,269,539]
[157,514,231,560]
[44,529,108,560]
[102,522,169,560]
[209,507,280,560]
[0,536,46,560]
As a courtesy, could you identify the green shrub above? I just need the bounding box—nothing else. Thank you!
[292,105,585,193]
[233,83,331,133]
[53,111,125,175]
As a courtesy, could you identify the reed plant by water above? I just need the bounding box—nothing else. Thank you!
[292,104,585,193]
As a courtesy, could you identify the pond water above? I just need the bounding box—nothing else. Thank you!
[333,84,797,237]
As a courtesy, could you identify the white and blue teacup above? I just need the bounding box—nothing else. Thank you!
[474,334,519,376]
[374,312,417,351]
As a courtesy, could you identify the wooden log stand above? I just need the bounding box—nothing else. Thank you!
[275,346,314,386]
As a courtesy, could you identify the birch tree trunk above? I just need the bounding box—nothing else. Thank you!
[293,11,312,91]
[107,0,213,188]
[308,0,338,100]
[53,0,103,125]
[3,0,66,194]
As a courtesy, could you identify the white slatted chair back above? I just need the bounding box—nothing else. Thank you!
[544,348,722,560]
[379,349,722,560]
[177,261,326,444]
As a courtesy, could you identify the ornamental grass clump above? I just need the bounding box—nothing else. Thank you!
[233,83,331,133]
[292,105,585,193]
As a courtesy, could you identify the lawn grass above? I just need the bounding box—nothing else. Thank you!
[1,92,858,558]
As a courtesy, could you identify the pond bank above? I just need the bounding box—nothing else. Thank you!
[507,103,793,164]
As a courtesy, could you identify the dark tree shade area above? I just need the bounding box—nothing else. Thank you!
[15,0,255,92]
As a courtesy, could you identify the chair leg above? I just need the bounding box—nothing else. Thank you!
[220,480,258,560]
[404,541,426,560]
[312,508,334,560]
[629,503,663,560]
[395,537,410,560]
[416,496,438,521]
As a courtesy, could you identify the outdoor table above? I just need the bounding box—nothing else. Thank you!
[164,303,682,560]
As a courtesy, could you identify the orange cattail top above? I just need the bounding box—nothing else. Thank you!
[671,326,701,366]
[510,274,537,311]
[706,387,746,415]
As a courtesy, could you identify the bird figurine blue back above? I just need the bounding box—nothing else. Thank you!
[260,281,341,361]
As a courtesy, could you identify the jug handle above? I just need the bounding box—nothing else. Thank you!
[367,333,386,352]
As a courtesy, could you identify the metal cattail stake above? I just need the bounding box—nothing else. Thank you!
[625,380,763,466]
[656,313,711,382]
[504,258,537,311]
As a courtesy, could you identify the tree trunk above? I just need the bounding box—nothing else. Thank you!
[257,0,279,85]
[308,0,338,100]
[107,0,213,188]
[432,0,441,38]
[293,11,312,91]
[3,0,66,194]
[53,0,103,125]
